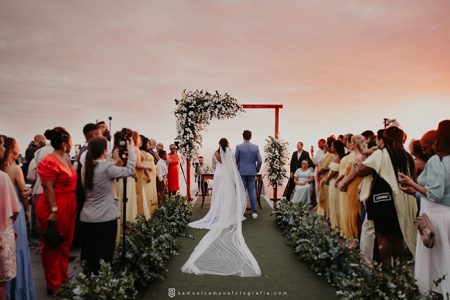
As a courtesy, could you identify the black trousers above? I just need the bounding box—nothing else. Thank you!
[81,219,118,274]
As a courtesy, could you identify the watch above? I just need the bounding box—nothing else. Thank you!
[51,206,58,213]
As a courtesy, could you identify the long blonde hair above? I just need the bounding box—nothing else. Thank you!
[351,135,367,154]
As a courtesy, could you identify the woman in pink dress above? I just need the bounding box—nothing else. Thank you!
[0,135,20,300]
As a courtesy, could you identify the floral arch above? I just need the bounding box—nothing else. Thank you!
[174,90,285,202]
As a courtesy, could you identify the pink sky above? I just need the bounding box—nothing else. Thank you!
[1,0,450,158]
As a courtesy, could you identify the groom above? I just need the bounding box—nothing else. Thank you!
[235,130,262,219]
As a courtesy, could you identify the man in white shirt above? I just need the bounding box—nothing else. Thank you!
[77,123,102,168]
[311,138,327,208]
[156,150,168,205]
[312,139,326,165]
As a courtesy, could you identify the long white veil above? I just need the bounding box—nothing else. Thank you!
[188,151,245,229]
[181,148,261,277]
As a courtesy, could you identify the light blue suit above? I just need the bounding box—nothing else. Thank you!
[235,141,262,212]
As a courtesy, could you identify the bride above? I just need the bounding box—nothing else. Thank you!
[181,138,261,277]
[188,142,245,229]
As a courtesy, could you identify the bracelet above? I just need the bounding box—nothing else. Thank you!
[51,206,58,213]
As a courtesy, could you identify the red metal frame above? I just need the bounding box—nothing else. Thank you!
[186,104,283,204]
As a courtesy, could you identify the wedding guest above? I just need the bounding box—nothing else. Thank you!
[35,127,77,295]
[284,141,313,200]
[156,150,168,205]
[317,137,335,217]
[140,136,158,215]
[96,121,111,142]
[0,135,20,300]
[342,133,353,154]
[148,138,160,163]
[156,142,164,152]
[132,132,151,218]
[291,160,314,205]
[311,139,327,208]
[23,134,45,178]
[81,137,136,274]
[77,123,102,167]
[112,131,121,155]
[0,137,36,300]
[399,119,450,296]
[335,139,353,235]
[420,130,437,158]
[338,135,367,239]
[113,128,139,224]
[357,126,417,264]
[312,139,326,165]
[323,140,345,229]
[74,123,101,252]
[167,144,180,195]
[27,138,53,237]
[361,130,376,148]
[409,139,428,176]
[359,129,385,263]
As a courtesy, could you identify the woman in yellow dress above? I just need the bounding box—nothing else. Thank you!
[113,130,138,224]
[140,136,158,217]
[317,138,335,217]
[132,132,151,219]
[338,135,367,239]
[323,140,346,230]
[335,149,354,236]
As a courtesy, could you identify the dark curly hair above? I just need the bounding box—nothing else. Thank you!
[435,120,450,158]
[44,127,70,150]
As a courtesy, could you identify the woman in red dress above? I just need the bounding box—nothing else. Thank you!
[167,144,180,195]
[36,127,77,294]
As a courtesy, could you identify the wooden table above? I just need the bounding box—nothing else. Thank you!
[200,174,263,209]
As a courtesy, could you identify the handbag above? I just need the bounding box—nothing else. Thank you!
[366,173,395,220]
[43,220,65,248]
[414,213,434,248]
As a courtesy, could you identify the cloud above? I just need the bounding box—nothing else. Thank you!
[1,0,449,151]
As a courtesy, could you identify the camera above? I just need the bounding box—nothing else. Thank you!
[118,128,133,162]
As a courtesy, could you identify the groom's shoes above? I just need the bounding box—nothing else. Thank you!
[252,212,258,219]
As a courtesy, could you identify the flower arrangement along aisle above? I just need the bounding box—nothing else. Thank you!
[273,200,435,299]
[263,136,289,198]
[60,195,190,300]
[174,90,244,159]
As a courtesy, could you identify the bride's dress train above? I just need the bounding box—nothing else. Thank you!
[181,148,261,277]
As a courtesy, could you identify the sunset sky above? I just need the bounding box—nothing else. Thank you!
[1,0,450,159]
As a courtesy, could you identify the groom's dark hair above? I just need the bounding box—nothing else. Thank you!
[243,130,252,141]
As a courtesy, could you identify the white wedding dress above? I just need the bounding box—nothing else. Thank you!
[188,153,245,229]
[181,148,261,277]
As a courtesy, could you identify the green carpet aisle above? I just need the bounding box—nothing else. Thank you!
[143,197,338,300]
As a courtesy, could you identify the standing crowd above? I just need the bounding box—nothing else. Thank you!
[0,121,182,298]
[287,119,449,297]
[0,119,448,298]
